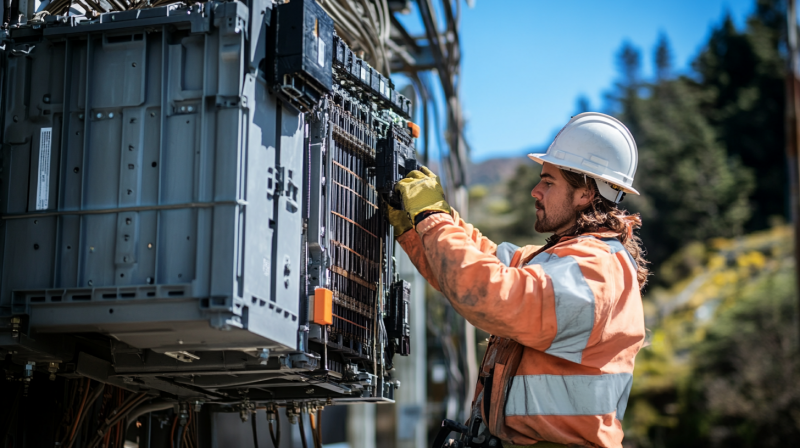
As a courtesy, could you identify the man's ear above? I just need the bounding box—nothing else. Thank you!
[574,186,596,209]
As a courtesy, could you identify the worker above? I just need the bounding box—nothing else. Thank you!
[388,113,647,448]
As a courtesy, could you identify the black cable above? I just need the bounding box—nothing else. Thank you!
[251,413,259,448]
[267,409,280,448]
[298,412,309,448]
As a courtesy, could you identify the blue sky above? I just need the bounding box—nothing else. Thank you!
[397,0,757,162]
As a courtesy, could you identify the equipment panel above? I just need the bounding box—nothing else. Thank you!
[0,0,419,414]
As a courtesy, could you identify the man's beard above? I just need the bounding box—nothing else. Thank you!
[534,203,577,234]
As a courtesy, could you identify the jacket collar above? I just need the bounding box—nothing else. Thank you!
[558,229,621,243]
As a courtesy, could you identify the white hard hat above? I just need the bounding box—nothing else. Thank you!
[528,112,639,203]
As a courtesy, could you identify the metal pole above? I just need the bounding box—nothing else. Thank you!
[785,0,800,344]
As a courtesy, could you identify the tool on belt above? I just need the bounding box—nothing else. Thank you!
[431,417,502,448]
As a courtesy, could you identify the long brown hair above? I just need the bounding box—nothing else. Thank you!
[560,169,650,290]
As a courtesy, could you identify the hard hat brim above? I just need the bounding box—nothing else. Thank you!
[527,153,640,196]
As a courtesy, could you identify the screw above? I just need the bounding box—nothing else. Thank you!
[10,317,21,339]
[48,362,59,381]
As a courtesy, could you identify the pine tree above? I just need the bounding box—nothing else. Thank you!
[693,2,787,230]
[610,38,755,270]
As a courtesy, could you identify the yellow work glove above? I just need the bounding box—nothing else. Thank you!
[386,203,413,237]
[394,166,452,223]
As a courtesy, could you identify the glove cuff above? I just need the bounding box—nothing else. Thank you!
[408,201,452,223]
[414,210,446,226]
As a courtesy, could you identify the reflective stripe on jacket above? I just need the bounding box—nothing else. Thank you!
[396,211,645,448]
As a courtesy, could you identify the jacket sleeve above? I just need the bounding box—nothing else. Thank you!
[413,213,561,350]
[396,209,497,293]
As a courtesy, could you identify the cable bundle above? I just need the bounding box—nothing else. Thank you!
[40,0,203,17]
[318,0,392,75]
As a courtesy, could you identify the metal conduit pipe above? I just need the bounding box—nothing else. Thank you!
[125,400,176,432]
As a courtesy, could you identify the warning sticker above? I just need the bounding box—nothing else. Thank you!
[36,127,52,210]
[318,38,326,67]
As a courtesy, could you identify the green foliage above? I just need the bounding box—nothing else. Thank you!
[687,269,800,447]
[692,1,788,231]
[609,38,755,270]
[624,225,799,448]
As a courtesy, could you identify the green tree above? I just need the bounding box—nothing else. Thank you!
[692,1,788,230]
[673,267,800,447]
[609,39,755,270]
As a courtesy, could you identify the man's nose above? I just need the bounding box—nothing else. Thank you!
[531,186,543,201]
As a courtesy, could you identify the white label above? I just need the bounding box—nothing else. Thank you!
[317,38,326,67]
[36,127,52,210]
[361,67,366,80]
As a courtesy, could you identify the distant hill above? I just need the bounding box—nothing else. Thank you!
[420,149,537,188]
[467,156,526,186]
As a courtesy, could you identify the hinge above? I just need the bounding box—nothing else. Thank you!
[275,166,285,195]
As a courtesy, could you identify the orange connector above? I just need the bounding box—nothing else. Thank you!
[407,121,420,138]
[313,288,333,326]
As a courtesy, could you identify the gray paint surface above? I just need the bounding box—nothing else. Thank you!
[0,3,301,353]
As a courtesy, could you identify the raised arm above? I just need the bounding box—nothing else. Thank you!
[396,209,497,292]
[412,213,559,348]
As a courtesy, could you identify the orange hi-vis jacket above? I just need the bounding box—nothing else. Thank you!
[397,211,645,448]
